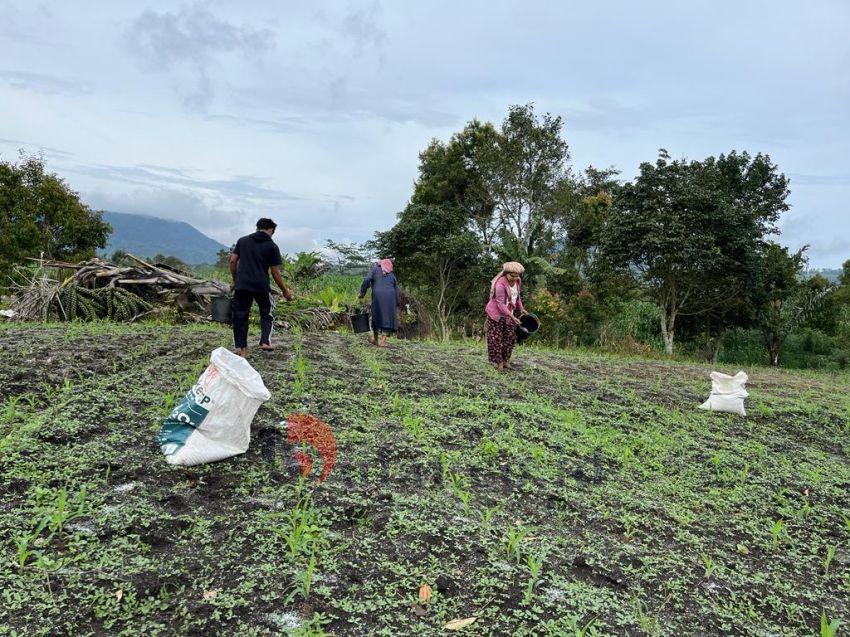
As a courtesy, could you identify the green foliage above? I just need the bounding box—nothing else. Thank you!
[601,149,790,355]
[821,610,841,637]
[284,251,327,284]
[0,153,110,282]
[599,300,662,352]
[375,202,484,339]
[1,323,849,634]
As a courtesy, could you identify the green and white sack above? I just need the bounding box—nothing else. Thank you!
[699,371,748,416]
[158,347,271,466]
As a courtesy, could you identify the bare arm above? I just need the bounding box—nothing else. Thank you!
[270,265,293,301]
[229,253,239,290]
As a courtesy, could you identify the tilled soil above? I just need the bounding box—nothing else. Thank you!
[0,323,848,636]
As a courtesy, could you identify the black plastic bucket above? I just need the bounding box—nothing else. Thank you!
[350,311,370,334]
[211,295,233,324]
[516,313,540,343]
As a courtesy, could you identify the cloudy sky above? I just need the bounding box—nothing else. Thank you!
[2,1,848,266]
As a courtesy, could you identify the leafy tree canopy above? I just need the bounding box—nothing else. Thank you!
[0,153,110,277]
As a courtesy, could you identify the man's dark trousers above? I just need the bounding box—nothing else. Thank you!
[231,290,274,349]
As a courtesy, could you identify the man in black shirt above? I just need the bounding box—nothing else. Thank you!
[229,218,293,357]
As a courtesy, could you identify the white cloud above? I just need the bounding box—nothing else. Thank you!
[0,0,848,268]
[124,3,274,111]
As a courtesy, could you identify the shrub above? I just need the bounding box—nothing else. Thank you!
[600,300,663,352]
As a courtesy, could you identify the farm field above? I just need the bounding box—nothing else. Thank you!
[0,322,848,636]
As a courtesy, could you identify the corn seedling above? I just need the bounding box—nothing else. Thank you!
[402,413,425,442]
[523,546,548,605]
[823,544,836,576]
[710,453,722,479]
[769,520,787,549]
[266,493,324,560]
[14,531,38,569]
[821,610,841,637]
[286,551,317,603]
[504,524,530,563]
[480,505,500,534]
[700,553,718,579]
[621,513,640,541]
[738,463,750,486]
[795,498,812,521]
[447,472,472,513]
[631,595,659,635]
[33,485,89,536]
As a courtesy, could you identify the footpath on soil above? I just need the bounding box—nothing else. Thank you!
[0,322,848,636]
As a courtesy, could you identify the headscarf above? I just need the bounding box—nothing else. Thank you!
[489,261,525,298]
[380,258,394,275]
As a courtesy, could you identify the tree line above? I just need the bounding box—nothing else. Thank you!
[2,116,848,368]
[374,104,850,367]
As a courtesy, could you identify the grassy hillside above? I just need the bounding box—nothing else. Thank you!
[101,211,228,264]
[0,323,848,636]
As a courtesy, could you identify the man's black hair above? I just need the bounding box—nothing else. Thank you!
[256,218,277,231]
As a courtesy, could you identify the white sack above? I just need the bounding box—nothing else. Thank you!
[699,370,748,416]
[158,347,271,466]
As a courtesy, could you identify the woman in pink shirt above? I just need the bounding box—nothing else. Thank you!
[485,261,527,370]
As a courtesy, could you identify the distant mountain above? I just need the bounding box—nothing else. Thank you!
[803,268,842,283]
[100,211,228,265]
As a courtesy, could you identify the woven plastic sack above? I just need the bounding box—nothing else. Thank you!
[158,347,271,466]
[699,371,748,416]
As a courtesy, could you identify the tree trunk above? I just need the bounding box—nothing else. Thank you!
[660,308,676,356]
[704,319,722,362]
[767,341,781,366]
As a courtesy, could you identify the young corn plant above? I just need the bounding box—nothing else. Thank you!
[631,595,659,635]
[821,610,841,637]
[823,544,836,576]
[13,519,48,570]
[700,553,718,579]
[738,462,750,487]
[447,471,472,513]
[32,485,89,536]
[286,551,317,603]
[504,524,531,563]
[621,513,640,541]
[769,520,787,549]
[291,331,309,399]
[266,492,324,560]
[479,505,501,534]
[402,413,425,443]
[710,453,722,480]
[523,546,548,605]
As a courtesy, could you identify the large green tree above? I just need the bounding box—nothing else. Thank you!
[0,154,110,277]
[749,243,835,366]
[601,150,790,355]
[473,104,571,258]
[410,121,497,247]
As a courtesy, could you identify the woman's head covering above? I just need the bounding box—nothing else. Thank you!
[380,258,394,275]
[490,261,525,298]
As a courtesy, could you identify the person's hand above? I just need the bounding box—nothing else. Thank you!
[512,315,522,325]
[229,282,236,291]
[520,309,528,316]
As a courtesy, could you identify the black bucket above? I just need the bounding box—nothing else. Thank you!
[350,311,370,334]
[211,295,233,324]
[516,313,540,343]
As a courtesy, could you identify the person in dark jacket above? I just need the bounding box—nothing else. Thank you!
[358,258,398,347]
[229,218,293,357]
